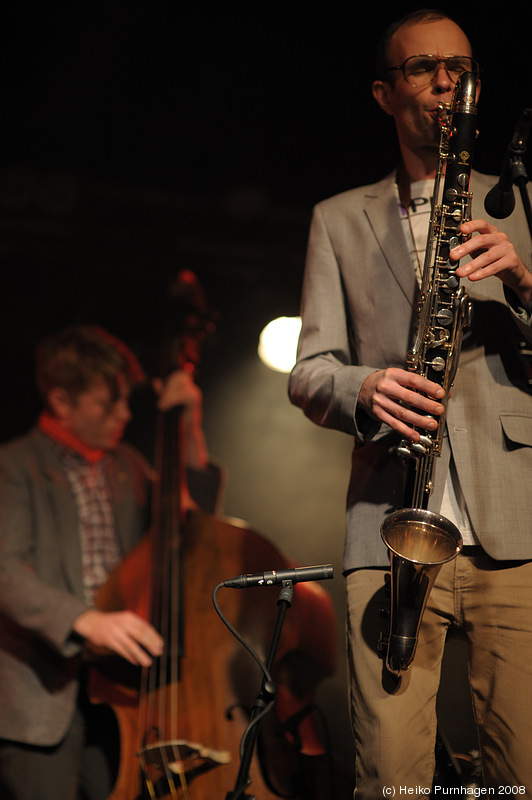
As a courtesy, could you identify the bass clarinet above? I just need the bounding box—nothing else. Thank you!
[379,71,478,676]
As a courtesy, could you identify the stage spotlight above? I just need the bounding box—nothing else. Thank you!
[258,316,301,373]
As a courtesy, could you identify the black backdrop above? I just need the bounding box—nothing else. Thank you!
[2,4,529,199]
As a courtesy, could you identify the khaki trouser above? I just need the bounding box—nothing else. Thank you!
[346,553,532,797]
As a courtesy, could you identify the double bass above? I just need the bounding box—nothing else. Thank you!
[88,271,337,799]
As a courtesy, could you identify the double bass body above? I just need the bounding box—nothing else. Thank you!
[89,508,336,800]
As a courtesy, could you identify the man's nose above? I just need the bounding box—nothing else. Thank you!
[432,64,453,92]
[116,399,132,422]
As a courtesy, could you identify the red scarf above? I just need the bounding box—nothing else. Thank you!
[38,411,106,464]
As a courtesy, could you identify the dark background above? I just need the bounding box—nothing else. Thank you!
[1,2,530,790]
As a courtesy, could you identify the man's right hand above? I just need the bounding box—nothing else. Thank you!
[358,367,445,442]
[73,608,164,667]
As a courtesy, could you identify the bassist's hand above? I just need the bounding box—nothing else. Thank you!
[153,371,209,470]
[73,609,164,667]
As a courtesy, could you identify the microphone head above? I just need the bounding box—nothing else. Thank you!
[484,186,516,219]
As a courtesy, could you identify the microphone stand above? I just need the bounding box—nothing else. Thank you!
[510,148,532,238]
[225,580,294,800]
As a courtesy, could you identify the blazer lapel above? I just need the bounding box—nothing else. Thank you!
[364,173,417,306]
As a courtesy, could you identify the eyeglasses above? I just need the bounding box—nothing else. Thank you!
[387,54,480,88]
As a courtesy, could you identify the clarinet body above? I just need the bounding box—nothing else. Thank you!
[379,72,477,676]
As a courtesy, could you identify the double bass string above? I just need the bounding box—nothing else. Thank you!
[136,401,190,797]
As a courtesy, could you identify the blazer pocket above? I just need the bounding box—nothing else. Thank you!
[500,414,532,449]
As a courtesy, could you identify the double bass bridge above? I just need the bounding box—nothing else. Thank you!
[138,739,231,797]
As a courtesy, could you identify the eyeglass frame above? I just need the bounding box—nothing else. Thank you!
[386,54,480,88]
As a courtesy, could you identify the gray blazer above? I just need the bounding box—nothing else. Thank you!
[0,429,152,746]
[289,171,532,571]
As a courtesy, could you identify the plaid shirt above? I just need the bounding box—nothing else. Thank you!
[56,445,121,605]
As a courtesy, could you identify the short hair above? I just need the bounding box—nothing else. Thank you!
[35,325,145,404]
[375,9,461,81]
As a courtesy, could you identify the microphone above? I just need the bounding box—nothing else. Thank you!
[484,108,532,219]
[223,564,333,588]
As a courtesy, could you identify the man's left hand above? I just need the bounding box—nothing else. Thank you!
[450,218,532,309]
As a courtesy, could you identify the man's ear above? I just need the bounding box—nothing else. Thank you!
[47,387,73,420]
[372,80,394,116]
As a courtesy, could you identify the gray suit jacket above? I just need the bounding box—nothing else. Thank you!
[0,429,152,746]
[289,171,532,570]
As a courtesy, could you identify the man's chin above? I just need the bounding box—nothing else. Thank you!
[101,437,121,451]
